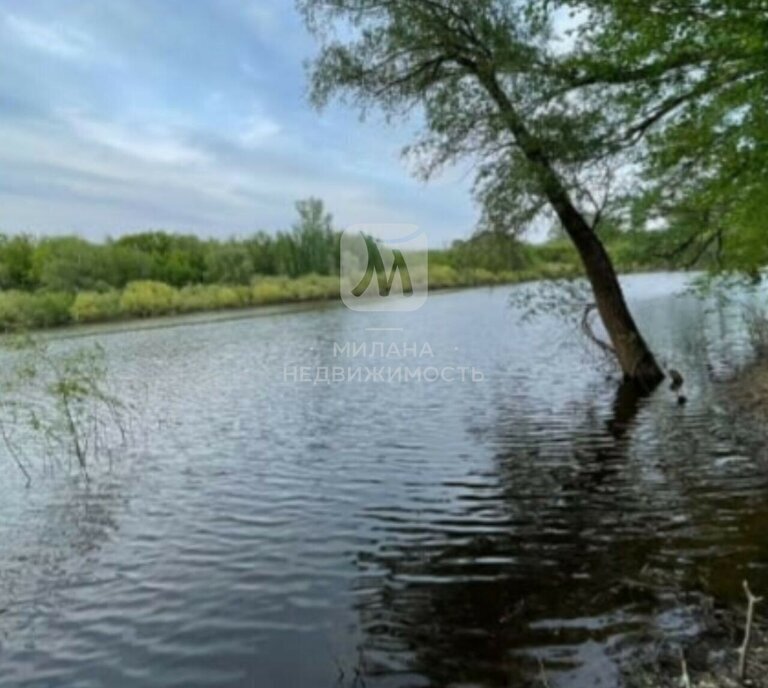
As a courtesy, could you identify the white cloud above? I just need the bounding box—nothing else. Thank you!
[243,3,278,36]
[5,13,93,60]
[0,111,471,240]
[60,110,209,166]
[240,113,281,148]
[0,2,476,241]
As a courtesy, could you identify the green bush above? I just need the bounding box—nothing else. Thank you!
[28,292,74,328]
[174,284,251,313]
[454,268,498,286]
[289,274,339,301]
[0,291,30,330]
[210,285,251,309]
[0,291,74,331]
[71,291,123,323]
[251,277,294,305]
[120,281,178,317]
[429,264,460,288]
[496,270,521,284]
[175,285,209,313]
[470,268,499,285]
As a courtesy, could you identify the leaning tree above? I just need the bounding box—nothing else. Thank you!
[299,0,665,386]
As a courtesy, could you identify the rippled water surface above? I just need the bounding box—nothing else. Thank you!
[2,273,768,687]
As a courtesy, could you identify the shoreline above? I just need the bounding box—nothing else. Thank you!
[0,270,583,338]
[0,265,684,339]
[3,280,530,341]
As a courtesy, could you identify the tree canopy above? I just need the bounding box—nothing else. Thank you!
[301,0,768,276]
[301,0,624,233]
[574,0,768,276]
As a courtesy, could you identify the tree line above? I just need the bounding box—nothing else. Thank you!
[0,199,339,292]
[0,206,688,299]
[0,194,682,331]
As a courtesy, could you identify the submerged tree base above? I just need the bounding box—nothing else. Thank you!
[624,354,666,390]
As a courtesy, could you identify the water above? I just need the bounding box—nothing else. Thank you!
[1,273,768,687]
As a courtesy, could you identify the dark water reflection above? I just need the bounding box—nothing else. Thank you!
[1,273,768,687]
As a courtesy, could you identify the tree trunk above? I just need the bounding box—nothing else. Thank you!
[477,69,665,388]
[548,189,665,387]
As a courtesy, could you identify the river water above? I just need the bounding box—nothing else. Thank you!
[1,273,767,687]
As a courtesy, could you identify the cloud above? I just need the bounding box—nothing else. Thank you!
[243,2,278,35]
[5,13,93,60]
[240,113,281,148]
[60,110,209,166]
[0,0,477,242]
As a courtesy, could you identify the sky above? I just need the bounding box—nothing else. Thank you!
[0,0,478,245]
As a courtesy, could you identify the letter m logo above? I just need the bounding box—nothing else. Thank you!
[351,235,413,298]
[340,225,428,312]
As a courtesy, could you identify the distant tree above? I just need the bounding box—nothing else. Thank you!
[31,237,109,292]
[448,232,531,273]
[116,232,206,286]
[299,0,664,384]
[103,242,153,288]
[244,232,279,276]
[292,198,338,276]
[273,233,300,277]
[0,234,35,290]
[160,236,207,286]
[204,241,255,285]
[115,231,174,256]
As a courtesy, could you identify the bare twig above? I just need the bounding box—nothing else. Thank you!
[0,412,31,486]
[0,336,131,481]
[537,656,552,688]
[679,646,692,688]
[581,303,617,357]
[738,579,763,681]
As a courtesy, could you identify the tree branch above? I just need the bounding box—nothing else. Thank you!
[739,580,763,681]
